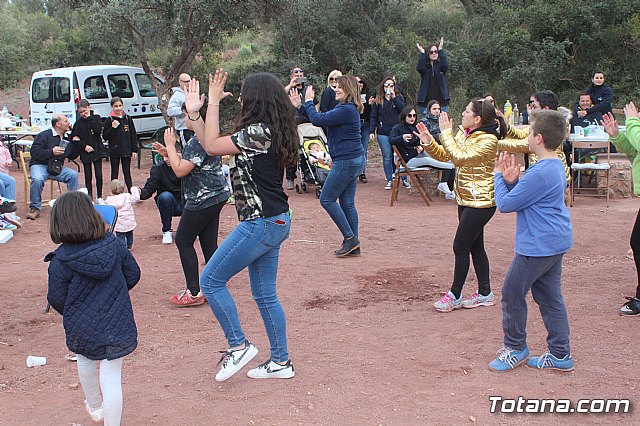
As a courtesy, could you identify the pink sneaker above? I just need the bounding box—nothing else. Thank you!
[462,292,495,309]
[169,289,206,307]
[433,291,462,313]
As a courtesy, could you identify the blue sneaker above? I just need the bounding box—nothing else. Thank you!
[489,346,530,372]
[527,351,574,371]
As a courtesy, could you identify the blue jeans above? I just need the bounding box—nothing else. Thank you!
[320,156,364,240]
[116,231,134,249]
[155,191,184,233]
[200,212,291,362]
[360,121,370,174]
[376,134,394,182]
[29,164,79,210]
[502,253,570,358]
[0,172,16,200]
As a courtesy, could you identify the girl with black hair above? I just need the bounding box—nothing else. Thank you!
[184,70,298,381]
[415,99,508,312]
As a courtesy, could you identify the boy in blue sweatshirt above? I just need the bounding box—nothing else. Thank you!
[489,110,574,372]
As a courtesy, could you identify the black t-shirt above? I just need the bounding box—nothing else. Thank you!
[181,137,230,210]
[230,123,289,221]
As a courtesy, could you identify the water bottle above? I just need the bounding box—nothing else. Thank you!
[503,100,512,124]
[512,104,519,125]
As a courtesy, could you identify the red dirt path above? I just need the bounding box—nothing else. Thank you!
[1,157,639,425]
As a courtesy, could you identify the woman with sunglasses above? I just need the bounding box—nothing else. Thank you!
[320,70,343,113]
[370,77,406,190]
[291,76,365,257]
[414,99,508,312]
[416,36,450,115]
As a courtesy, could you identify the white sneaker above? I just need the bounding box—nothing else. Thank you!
[215,342,258,382]
[84,400,104,423]
[437,182,451,195]
[96,198,105,205]
[385,181,392,190]
[78,187,89,195]
[162,230,173,244]
[247,359,295,379]
[402,180,411,189]
[445,192,456,200]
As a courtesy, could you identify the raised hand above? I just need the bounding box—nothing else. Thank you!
[624,102,639,119]
[151,142,168,157]
[304,85,315,103]
[163,128,176,148]
[495,151,520,183]
[185,78,205,114]
[289,88,301,109]
[601,112,619,138]
[438,36,444,50]
[414,121,433,145]
[416,42,425,54]
[439,112,453,131]
[208,69,233,105]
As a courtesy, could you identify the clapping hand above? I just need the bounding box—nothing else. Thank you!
[414,122,433,146]
[163,128,176,148]
[289,88,301,109]
[494,151,521,184]
[438,112,453,131]
[304,85,315,103]
[185,79,205,114]
[624,102,639,119]
[152,142,168,157]
[208,69,233,105]
[602,112,619,138]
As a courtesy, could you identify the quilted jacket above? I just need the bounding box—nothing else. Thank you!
[46,233,140,360]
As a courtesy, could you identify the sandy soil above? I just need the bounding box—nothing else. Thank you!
[1,154,639,425]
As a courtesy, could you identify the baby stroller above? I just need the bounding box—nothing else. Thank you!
[296,123,330,198]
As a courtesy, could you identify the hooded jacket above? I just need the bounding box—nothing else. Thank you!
[46,233,140,360]
[70,113,107,163]
[102,112,138,157]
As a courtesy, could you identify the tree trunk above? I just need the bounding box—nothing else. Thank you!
[460,0,473,16]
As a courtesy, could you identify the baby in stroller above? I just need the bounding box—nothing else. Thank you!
[305,140,332,184]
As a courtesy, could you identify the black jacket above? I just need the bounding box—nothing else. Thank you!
[139,161,183,201]
[70,113,107,163]
[46,233,140,360]
[420,113,441,143]
[370,96,406,136]
[389,122,420,162]
[102,113,138,157]
[416,49,450,106]
[320,87,339,112]
[29,129,73,167]
[585,84,613,116]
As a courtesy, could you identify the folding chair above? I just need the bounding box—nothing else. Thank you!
[20,151,63,208]
[570,140,610,207]
[138,126,170,168]
[390,146,433,206]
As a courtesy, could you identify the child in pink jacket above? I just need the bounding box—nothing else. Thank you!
[104,179,137,249]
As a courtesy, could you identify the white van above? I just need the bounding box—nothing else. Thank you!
[29,65,166,135]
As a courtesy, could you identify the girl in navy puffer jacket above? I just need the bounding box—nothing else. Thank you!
[47,191,140,426]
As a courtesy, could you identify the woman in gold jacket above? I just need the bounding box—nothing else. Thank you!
[415,98,508,312]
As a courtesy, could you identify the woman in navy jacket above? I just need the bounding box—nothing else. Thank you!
[416,36,450,114]
[369,77,405,189]
[297,75,365,257]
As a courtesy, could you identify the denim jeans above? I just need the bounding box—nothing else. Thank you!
[376,134,394,182]
[200,212,291,362]
[116,230,134,249]
[155,191,184,233]
[29,164,79,210]
[320,156,364,240]
[502,253,570,358]
[360,121,370,174]
[0,172,16,200]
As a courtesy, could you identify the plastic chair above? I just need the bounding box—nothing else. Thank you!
[138,126,169,168]
[20,151,63,208]
[570,140,610,207]
[94,204,118,232]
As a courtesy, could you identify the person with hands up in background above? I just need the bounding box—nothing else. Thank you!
[184,70,298,380]
[416,36,450,114]
[603,103,640,316]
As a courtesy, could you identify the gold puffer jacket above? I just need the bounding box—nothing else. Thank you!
[423,126,498,208]
[499,126,571,184]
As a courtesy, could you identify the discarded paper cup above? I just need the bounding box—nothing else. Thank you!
[26,355,47,368]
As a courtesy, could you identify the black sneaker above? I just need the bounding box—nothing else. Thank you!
[345,247,361,257]
[0,197,16,214]
[359,174,368,183]
[335,237,360,257]
[620,297,640,316]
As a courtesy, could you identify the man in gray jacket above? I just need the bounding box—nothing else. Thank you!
[167,73,193,144]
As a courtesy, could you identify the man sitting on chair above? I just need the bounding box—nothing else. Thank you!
[132,156,183,244]
[26,114,79,220]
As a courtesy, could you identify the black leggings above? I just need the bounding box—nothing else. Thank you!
[110,156,132,191]
[441,169,454,190]
[83,159,103,199]
[451,205,497,299]
[175,200,226,296]
[630,208,640,299]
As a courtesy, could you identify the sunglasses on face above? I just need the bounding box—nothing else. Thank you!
[383,83,394,87]
[407,113,417,117]
[293,69,303,73]
[429,50,438,54]
[180,79,191,83]
[329,77,338,81]
[356,80,363,84]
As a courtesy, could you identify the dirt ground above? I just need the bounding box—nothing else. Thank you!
[1,150,639,425]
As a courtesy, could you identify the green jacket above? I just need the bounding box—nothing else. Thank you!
[610,117,640,196]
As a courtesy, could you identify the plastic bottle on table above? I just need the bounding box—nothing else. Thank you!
[512,104,519,125]
[503,100,512,124]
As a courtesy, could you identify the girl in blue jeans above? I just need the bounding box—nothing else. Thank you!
[298,75,365,256]
[184,70,299,381]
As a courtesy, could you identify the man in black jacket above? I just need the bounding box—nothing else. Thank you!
[132,157,183,244]
[26,114,79,220]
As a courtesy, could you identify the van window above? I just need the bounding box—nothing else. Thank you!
[84,76,108,99]
[135,73,157,97]
[31,77,71,103]
[107,74,134,98]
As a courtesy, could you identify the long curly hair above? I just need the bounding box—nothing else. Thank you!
[234,73,299,167]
